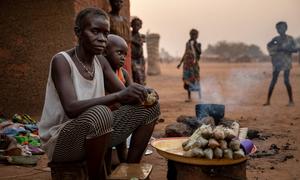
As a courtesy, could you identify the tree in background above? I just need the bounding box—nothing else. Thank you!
[160,48,175,63]
[204,41,265,62]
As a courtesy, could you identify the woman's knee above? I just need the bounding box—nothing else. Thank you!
[151,102,161,117]
[82,105,113,134]
[143,102,161,124]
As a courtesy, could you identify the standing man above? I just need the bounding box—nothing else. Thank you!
[264,21,298,106]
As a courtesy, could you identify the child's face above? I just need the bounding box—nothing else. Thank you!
[276,24,287,36]
[110,0,124,12]
[107,43,128,70]
[190,31,198,40]
[131,20,142,32]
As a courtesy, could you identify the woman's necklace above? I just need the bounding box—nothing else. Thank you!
[74,47,95,79]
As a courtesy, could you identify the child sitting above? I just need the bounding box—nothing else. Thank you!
[105,34,132,166]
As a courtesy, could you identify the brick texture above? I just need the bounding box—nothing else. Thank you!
[0,0,130,117]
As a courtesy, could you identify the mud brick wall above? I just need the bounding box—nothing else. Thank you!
[74,0,130,19]
[0,0,130,117]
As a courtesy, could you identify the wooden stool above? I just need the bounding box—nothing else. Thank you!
[107,163,152,180]
[48,161,88,180]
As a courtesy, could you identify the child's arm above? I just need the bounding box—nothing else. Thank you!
[267,37,279,55]
[177,57,184,69]
[131,38,140,46]
[195,42,201,54]
[272,37,298,53]
[195,42,202,61]
[280,37,298,53]
[122,68,133,87]
[177,42,189,68]
[131,33,143,46]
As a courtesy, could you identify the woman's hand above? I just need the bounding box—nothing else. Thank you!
[146,88,159,100]
[116,83,147,105]
[143,88,159,107]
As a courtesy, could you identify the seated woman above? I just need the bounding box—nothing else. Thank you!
[38,7,160,180]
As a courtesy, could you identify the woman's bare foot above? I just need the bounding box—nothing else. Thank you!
[263,102,270,106]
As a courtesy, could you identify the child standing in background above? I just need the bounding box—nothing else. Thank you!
[131,17,146,85]
[177,29,202,102]
[264,21,298,106]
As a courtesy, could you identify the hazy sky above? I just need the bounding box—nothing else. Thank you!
[130,0,300,57]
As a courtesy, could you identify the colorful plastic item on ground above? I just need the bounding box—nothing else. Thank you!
[7,155,41,165]
[0,118,5,123]
[2,127,27,137]
[28,145,44,155]
[22,114,36,124]
[240,139,255,155]
[28,137,40,147]
[15,135,41,147]
[15,135,29,145]
[24,124,38,132]
[12,114,36,124]
[12,114,23,123]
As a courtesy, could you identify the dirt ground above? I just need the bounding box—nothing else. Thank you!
[0,62,300,180]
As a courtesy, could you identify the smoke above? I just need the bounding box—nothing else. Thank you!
[194,76,224,103]
[198,67,264,105]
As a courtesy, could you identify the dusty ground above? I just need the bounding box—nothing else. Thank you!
[0,62,300,180]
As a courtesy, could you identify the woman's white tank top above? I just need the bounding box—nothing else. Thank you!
[38,51,105,160]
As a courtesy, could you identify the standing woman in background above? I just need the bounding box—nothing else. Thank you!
[177,29,202,102]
